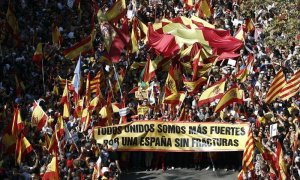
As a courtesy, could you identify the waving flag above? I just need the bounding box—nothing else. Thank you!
[31,102,48,131]
[183,77,207,93]
[195,0,213,19]
[12,108,24,136]
[236,54,254,82]
[265,69,286,103]
[280,70,300,101]
[238,129,254,179]
[52,24,63,46]
[276,141,288,179]
[15,133,33,165]
[32,43,44,63]
[43,153,59,180]
[73,56,82,94]
[97,0,126,22]
[142,55,156,83]
[198,78,226,106]
[214,84,244,113]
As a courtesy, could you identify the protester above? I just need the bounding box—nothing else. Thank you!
[0,0,299,180]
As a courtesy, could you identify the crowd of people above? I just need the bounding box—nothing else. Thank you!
[0,0,300,179]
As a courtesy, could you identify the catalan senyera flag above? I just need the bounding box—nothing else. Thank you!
[12,108,24,136]
[245,18,255,33]
[238,130,254,179]
[90,71,104,93]
[42,153,59,180]
[81,108,91,132]
[52,23,63,46]
[236,54,254,82]
[276,141,288,180]
[198,78,226,106]
[195,0,213,19]
[97,0,126,22]
[63,33,94,61]
[32,43,44,63]
[214,84,244,113]
[265,69,286,104]
[183,77,207,93]
[15,133,33,165]
[280,70,300,101]
[6,1,19,40]
[255,141,277,175]
[142,55,156,83]
[31,102,48,131]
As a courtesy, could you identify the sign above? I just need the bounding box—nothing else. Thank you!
[137,105,149,115]
[94,121,250,152]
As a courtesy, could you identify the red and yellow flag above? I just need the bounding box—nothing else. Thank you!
[97,0,126,22]
[164,66,178,97]
[63,34,94,61]
[48,132,58,154]
[214,84,244,113]
[245,18,255,33]
[195,0,213,19]
[90,71,104,93]
[12,108,24,136]
[276,141,288,180]
[234,26,246,42]
[183,77,207,93]
[52,24,63,46]
[15,133,33,165]
[142,55,156,83]
[6,1,19,41]
[42,153,59,180]
[61,80,70,118]
[198,78,226,106]
[163,91,186,105]
[56,116,64,140]
[238,130,254,179]
[183,0,194,10]
[81,108,91,132]
[280,70,300,101]
[236,54,254,82]
[32,43,44,63]
[265,69,286,103]
[31,102,48,131]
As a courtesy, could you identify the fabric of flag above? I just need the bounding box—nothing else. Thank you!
[15,133,33,165]
[183,77,207,93]
[131,18,139,53]
[61,80,70,118]
[63,34,94,61]
[198,78,226,106]
[81,108,91,131]
[73,56,82,94]
[32,43,44,63]
[265,69,286,104]
[245,18,255,33]
[280,70,300,100]
[0,123,17,156]
[214,85,244,113]
[99,91,113,125]
[195,0,213,19]
[6,1,19,40]
[142,55,156,83]
[58,76,72,89]
[163,91,186,104]
[276,141,288,180]
[164,66,178,97]
[52,24,62,45]
[240,130,254,172]
[184,0,194,10]
[42,153,59,180]
[236,54,254,82]
[97,0,126,22]
[56,116,64,140]
[12,108,24,136]
[89,93,104,112]
[178,107,188,121]
[234,26,246,41]
[90,71,104,93]
[48,132,58,154]
[255,141,277,175]
[31,102,48,131]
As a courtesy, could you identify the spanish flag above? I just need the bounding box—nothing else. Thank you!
[142,55,156,83]
[245,18,255,33]
[178,107,188,121]
[15,133,33,165]
[61,80,70,118]
[12,108,24,136]
[56,116,64,140]
[183,0,194,10]
[63,33,94,61]
[195,0,213,19]
[265,69,286,104]
[31,102,48,131]
[164,66,178,97]
[163,91,186,105]
[99,91,113,126]
[0,123,17,156]
[131,18,139,53]
[6,1,19,41]
[276,141,288,179]
[214,84,244,113]
[234,26,246,42]
[183,77,207,93]
[42,153,59,180]
[236,54,254,82]
[52,23,63,46]
[280,70,300,101]
[32,43,44,63]
[97,0,126,22]
[48,132,58,154]
[198,78,226,106]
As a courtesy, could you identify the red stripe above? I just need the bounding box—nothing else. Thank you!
[198,93,224,106]
[215,98,243,113]
[63,36,92,55]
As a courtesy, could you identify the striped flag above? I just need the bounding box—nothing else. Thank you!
[276,141,288,179]
[245,18,255,33]
[238,129,254,179]
[31,102,48,131]
[195,0,213,19]
[42,153,59,180]
[236,54,254,82]
[61,80,71,118]
[265,69,286,104]
[97,0,126,22]
[183,0,194,10]
[15,133,33,165]
[183,77,207,93]
[90,71,104,93]
[198,78,226,106]
[142,55,156,83]
[234,26,246,42]
[280,70,300,101]
[214,84,244,113]
[12,108,24,136]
